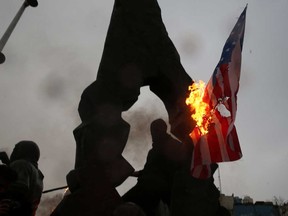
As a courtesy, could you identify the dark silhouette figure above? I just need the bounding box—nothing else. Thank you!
[122,119,190,216]
[122,119,222,216]
[0,141,44,216]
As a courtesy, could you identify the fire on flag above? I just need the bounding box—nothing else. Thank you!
[186,6,247,179]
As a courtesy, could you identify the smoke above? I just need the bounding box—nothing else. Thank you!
[35,45,97,130]
[178,32,202,57]
[121,88,169,169]
[36,193,63,216]
[123,109,153,141]
[122,108,155,168]
[41,73,66,101]
[37,46,95,104]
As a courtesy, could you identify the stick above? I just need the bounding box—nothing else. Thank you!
[42,186,68,194]
[0,0,38,64]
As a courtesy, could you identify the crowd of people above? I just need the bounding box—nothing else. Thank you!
[0,120,231,216]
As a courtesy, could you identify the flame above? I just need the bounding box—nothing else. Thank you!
[186,80,212,135]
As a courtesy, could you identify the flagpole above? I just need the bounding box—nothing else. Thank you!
[0,0,38,64]
[42,186,68,194]
[218,166,222,194]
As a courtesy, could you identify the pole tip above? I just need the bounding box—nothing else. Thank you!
[0,52,5,64]
[25,0,38,7]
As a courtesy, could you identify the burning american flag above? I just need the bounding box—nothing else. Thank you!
[186,6,247,179]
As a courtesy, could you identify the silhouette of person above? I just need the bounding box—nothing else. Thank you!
[0,141,44,216]
[122,119,190,216]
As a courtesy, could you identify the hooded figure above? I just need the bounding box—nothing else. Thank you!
[7,141,44,216]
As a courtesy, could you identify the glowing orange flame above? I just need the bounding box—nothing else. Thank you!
[186,80,212,135]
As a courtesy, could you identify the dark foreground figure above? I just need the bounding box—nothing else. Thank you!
[123,119,222,216]
[0,141,44,216]
[122,119,189,216]
[52,0,222,215]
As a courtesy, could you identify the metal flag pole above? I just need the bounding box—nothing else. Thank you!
[42,186,68,194]
[218,166,222,194]
[0,0,38,64]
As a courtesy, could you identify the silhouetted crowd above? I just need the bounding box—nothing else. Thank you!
[0,122,231,216]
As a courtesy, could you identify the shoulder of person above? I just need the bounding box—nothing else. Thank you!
[9,160,34,172]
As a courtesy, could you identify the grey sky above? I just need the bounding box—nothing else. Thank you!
[0,0,288,203]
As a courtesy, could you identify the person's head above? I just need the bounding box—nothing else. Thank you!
[150,119,168,142]
[10,141,40,165]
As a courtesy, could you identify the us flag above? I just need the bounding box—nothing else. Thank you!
[190,6,247,179]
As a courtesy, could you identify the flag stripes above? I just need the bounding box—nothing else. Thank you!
[190,6,247,179]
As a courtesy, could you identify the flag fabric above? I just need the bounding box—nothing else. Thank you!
[190,6,247,179]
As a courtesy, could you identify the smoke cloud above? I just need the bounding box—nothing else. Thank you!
[36,193,63,216]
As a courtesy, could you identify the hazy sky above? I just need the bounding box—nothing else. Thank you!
[1,0,288,203]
